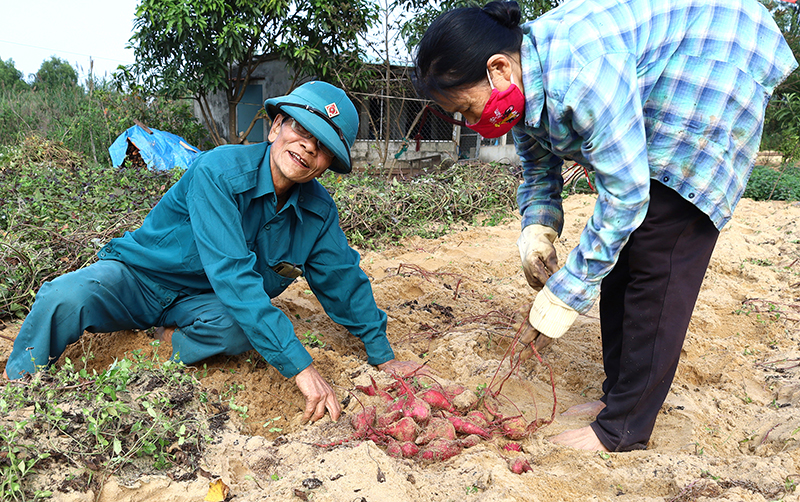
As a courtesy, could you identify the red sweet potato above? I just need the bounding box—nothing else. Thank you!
[443,384,466,398]
[500,416,529,440]
[355,376,379,396]
[386,439,420,458]
[415,417,456,445]
[459,434,482,448]
[503,442,522,452]
[384,416,419,442]
[418,438,462,461]
[466,410,489,429]
[418,388,455,412]
[508,456,533,474]
[386,439,403,458]
[350,405,376,435]
[386,394,407,413]
[376,409,404,429]
[447,416,490,438]
[402,394,431,424]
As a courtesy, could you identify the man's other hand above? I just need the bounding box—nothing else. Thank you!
[295,364,341,423]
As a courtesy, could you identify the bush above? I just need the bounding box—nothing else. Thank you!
[0,80,208,166]
[0,137,182,318]
[743,164,800,201]
[322,161,519,249]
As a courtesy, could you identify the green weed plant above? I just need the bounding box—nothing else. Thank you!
[0,349,213,499]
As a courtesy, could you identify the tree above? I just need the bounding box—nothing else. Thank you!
[35,57,78,90]
[125,0,377,146]
[763,0,800,95]
[398,0,562,52]
[0,57,28,92]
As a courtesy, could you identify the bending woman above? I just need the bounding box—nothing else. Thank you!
[414,0,796,451]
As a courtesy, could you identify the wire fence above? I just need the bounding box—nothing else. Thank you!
[353,93,454,142]
[351,93,518,162]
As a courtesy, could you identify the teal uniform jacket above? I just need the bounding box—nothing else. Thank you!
[98,142,394,377]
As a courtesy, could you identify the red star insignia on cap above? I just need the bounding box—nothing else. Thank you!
[325,103,340,118]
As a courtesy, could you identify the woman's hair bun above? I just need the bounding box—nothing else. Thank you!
[481,1,521,29]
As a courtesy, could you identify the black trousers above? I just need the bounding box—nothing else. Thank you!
[591,181,719,451]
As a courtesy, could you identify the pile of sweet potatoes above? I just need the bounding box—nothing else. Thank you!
[346,374,548,468]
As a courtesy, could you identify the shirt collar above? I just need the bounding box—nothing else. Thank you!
[520,25,545,129]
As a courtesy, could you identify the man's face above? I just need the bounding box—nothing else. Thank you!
[268,114,333,186]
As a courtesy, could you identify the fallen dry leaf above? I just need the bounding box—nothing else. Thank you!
[204,478,230,502]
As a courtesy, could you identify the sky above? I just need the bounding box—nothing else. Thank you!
[0,0,140,83]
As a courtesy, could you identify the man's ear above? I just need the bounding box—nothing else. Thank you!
[267,114,283,142]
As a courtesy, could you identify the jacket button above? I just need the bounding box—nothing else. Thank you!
[277,365,284,371]
[688,193,695,199]
[662,176,669,182]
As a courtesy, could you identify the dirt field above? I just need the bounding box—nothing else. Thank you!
[2,194,799,502]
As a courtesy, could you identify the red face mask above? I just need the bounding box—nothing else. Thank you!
[465,70,525,138]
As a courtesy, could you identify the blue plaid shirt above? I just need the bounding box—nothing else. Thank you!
[515,0,797,313]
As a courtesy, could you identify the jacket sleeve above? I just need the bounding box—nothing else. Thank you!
[303,208,394,367]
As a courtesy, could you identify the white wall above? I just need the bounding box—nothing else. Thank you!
[352,139,457,168]
[478,144,520,166]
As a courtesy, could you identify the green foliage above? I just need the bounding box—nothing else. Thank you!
[0,350,211,497]
[34,56,78,90]
[126,0,376,145]
[0,81,207,165]
[743,165,800,201]
[0,420,52,501]
[398,0,563,51]
[0,57,29,92]
[323,161,518,249]
[300,330,326,348]
[762,92,800,162]
[0,137,183,318]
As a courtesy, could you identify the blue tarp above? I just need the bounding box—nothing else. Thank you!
[109,125,201,171]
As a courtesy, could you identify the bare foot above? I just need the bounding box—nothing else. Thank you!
[2,367,8,380]
[561,400,606,417]
[155,326,176,344]
[549,425,610,452]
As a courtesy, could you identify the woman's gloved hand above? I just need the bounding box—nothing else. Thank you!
[517,309,555,362]
[517,224,559,290]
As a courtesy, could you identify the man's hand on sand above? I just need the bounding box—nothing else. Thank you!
[295,364,341,423]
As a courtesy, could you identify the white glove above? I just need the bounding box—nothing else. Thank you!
[517,224,559,290]
[528,286,579,339]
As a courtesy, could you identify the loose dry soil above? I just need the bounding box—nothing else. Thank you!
[2,194,800,502]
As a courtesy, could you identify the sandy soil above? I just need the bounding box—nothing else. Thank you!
[1,194,799,502]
